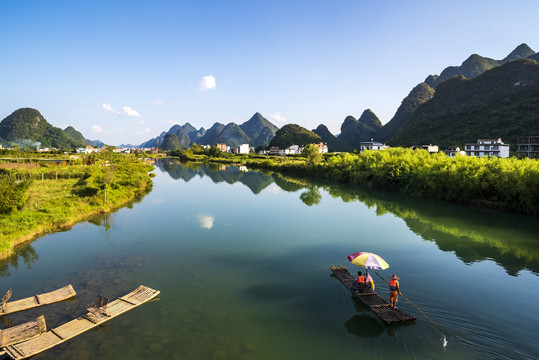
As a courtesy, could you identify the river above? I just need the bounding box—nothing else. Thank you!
[1,161,538,359]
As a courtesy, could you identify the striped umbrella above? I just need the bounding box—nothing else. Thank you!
[347,252,389,270]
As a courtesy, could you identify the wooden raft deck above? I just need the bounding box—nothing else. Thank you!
[3,285,160,360]
[330,265,416,324]
[1,285,76,316]
[0,316,47,348]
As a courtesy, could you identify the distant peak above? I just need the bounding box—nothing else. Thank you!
[502,43,536,63]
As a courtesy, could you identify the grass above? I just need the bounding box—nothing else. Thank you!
[0,161,153,259]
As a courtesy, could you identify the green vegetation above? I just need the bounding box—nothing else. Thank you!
[389,58,539,148]
[190,148,538,215]
[0,175,32,214]
[162,133,180,151]
[269,124,321,148]
[375,82,435,142]
[338,110,382,149]
[0,157,154,258]
[0,108,85,149]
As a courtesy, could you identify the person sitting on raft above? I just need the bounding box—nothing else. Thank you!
[389,275,401,309]
[353,271,365,290]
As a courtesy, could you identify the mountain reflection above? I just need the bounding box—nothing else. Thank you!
[156,160,274,194]
[158,161,539,276]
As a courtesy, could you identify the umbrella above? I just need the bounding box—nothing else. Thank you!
[347,252,389,270]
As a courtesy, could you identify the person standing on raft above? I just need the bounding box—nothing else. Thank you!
[389,275,401,309]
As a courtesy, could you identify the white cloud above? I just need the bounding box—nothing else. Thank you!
[268,112,287,123]
[198,75,217,91]
[197,214,215,229]
[122,106,141,118]
[138,119,146,125]
[137,128,151,135]
[92,125,103,133]
[102,102,115,113]
[101,103,141,118]
[152,100,165,105]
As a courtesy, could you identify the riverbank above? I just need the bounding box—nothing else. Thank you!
[182,148,539,215]
[0,162,154,260]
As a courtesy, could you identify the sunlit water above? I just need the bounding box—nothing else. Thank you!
[1,161,538,360]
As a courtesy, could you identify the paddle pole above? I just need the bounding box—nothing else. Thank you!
[375,271,448,347]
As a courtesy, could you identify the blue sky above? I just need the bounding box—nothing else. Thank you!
[1,0,538,145]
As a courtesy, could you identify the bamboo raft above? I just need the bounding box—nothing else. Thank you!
[3,285,160,360]
[330,265,416,324]
[0,285,76,316]
[0,316,47,348]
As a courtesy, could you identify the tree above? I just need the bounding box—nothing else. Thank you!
[302,144,323,166]
[207,146,222,157]
[0,174,32,214]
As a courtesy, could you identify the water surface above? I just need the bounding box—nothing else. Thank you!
[1,161,538,359]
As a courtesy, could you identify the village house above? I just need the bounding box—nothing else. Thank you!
[77,145,98,154]
[412,144,439,153]
[230,144,250,154]
[516,136,539,159]
[216,143,227,152]
[313,142,329,153]
[442,147,466,158]
[464,138,510,158]
[360,140,390,152]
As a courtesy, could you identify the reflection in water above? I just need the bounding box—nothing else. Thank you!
[156,160,274,194]
[88,213,113,232]
[0,244,39,277]
[196,214,215,229]
[299,186,322,206]
[158,161,538,276]
[344,314,385,338]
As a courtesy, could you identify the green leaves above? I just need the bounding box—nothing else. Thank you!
[0,175,32,214]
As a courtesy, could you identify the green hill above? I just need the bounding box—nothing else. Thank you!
[0,108,84,149]
[312,124,351,152]
[337,109,382,149]
[389,58,539,148]
[376,82,435,142]
[240,112,279,146]
[269,124,321,148]
[216,123,251,147]
[64,126,87,146]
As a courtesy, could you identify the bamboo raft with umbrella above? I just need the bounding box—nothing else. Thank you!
[0,285,76,316]
[331,262,416,324]
[331,265,415,324]
[2,285,160,360]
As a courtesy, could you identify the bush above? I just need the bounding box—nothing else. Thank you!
[0,175,32,214]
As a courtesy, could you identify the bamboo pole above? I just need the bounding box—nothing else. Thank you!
[375,271,448,342]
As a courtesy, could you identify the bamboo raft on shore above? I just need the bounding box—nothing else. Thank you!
[0,316,47,348]
[0,285,76,316]
[330,265,416,324]
[2,285,160,360]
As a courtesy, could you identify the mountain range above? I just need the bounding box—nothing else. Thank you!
[139,112,279,149]
[1,43,537,152]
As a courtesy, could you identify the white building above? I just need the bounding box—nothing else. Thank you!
[412,144,439,153]
[464,138,510,158]
[231,144,250,154]
[313,142,329,153]
[360,141,390,152]
[77,146,98,154]
[443,147,466,158]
